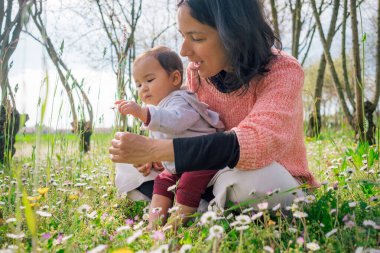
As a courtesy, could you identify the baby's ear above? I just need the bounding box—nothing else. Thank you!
[171,70,182,87]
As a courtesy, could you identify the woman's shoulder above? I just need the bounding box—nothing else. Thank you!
[268,49,303,72]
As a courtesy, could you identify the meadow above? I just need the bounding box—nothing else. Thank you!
[0,130,379,252]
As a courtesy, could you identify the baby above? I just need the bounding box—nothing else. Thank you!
[115,46,224,229]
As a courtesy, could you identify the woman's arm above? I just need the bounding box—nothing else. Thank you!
[109,132,174,164]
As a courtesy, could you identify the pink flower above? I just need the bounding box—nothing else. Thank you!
[42,233,51,239]
[152,230,165,241]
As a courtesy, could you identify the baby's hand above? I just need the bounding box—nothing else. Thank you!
[134,162,153,177]
[114,100,148,123]
[152,162,164,172]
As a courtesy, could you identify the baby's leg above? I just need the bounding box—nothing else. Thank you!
[148,194,173,230]
[166,170,217,229]
[149,171,180,229]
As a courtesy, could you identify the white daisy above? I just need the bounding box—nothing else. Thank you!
[306,242,320,251]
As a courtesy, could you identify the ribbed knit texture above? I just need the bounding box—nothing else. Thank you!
[186,51,319,188]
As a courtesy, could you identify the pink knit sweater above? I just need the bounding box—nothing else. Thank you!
[186,51,319,188]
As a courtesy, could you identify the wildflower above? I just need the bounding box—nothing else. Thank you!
[207,225,224,240]
[288,227,297,233]
[125,219,134,225]
[305,195,316,203]
[87,244,108,253]
[168,206,179,213]
[272,204,281,211]
[325,228,338,238]
[235,214,251,225]
[142,213,149,221]
[37,187,49,196]
[329,209,337,214]
[126,229,143,244]
[296,237,304,245]
[6,233,25,239]
[77,204,91,214]
[263,246,274,253]
[200,211,217,225]
[306,242,320,251]
[5,218,17,223]
[235,225,249,231]
[112,248,134,253]
[41,233,51,239]
[133,221,144,230]
[257,202,268,211]
[226,213,234,220]
[68,194,78,200]
[152,230,165,241]
[167,184,177,192]
[36,210,52,217]
[348,202,357,208]
[153,244,169,253]
[294,196,305,203]
[27,195,41,202]
[179,244,192,253]
[242,207,254,214]
[163,224,173,231]
[151,207,162,214]
[86,211,97,219]
[363,220,380,230]
[293,211,308,218]
[116,226,131,233]
[251,212,263,221]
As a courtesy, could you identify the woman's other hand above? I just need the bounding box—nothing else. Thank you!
[109,132,175,165]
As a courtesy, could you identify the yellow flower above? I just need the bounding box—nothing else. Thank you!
[268,220,276,226]
[68,195,78,200]
[112,248,134,253]
[38,187,49,196]
[27,195,41,202]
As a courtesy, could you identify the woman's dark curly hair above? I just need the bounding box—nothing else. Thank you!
[177,0,281,94]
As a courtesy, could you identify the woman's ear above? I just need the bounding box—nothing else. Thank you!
[171,70,182,87]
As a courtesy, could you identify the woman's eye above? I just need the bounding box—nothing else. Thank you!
[191,37,204,42]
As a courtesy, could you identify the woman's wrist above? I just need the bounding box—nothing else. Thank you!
[151,139,175,162]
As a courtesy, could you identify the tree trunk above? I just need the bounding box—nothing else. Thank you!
[350,0,365,142]
[269,0,281,48]
[307,0,340,137]
[291,0,302,59]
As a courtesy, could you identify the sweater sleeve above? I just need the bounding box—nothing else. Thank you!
[144,96,201,135]
[232,57,305,169]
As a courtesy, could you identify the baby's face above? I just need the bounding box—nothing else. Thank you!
[133,56,177,106]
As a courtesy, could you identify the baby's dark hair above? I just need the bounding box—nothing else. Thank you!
[134,46,183,83]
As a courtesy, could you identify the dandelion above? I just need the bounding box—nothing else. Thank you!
[68,194,78,200]
[200,211,217,225]
[263,245,274,253]
[36,210,52,217]
[325,228,338,238]
[167,184,177,192]
[306,242,320,251]
[87,244,108,253]
[6,233,25,239]
[293,211,308,218]
[235,214,251,225]
[257,202,268,211]
[251,212,263,221]
[37,187,49,196]
[179,244,192,253]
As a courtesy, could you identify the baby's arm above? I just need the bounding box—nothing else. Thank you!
[115,100,149,123]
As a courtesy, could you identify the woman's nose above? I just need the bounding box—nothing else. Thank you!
[180,39,191,57]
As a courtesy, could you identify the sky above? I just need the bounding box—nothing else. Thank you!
[7,0,378,129]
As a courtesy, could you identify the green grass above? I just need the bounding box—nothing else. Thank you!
[0,130,379,252]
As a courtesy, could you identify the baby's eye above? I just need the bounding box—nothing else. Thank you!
[147,78,155,83]
[136,83,142,88]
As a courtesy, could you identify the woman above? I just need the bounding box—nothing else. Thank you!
[110,0,319,210]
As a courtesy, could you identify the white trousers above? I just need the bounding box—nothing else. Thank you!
[115,162,304,210]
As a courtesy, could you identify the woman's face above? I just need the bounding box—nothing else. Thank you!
[177,5,229,78]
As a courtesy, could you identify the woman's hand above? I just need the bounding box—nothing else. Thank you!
[109,132,175,165]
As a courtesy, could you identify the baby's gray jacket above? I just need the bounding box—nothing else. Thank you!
[141,89,225,173]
